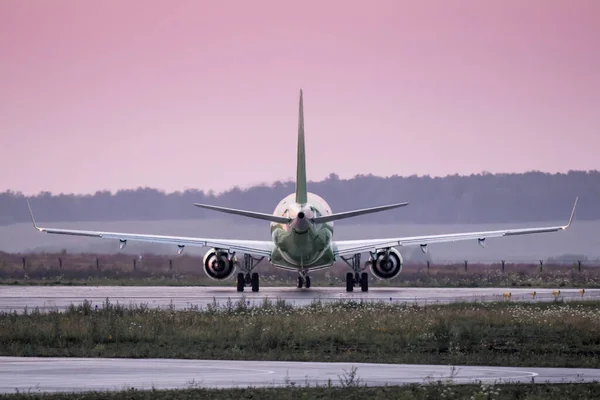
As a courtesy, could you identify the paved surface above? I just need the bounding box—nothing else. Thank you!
[0,286,598,312]
[0,357,599,393]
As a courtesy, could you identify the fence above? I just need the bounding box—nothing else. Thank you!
[0,251,597,283]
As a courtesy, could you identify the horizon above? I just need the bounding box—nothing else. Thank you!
[1,1,598,195]
[2,168,599,197]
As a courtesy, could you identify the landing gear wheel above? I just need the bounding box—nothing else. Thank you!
[236,272,245,292]
[237,254,265,293]
[305,276,311,289]
[297,276,305,288]
[360,272,369,292]
[346,272,354,292]
[251,272,259,292]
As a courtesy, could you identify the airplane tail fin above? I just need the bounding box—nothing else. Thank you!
[295,89,308,205]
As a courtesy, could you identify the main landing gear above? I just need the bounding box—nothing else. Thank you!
[341,253,368,292]
[236,254,264,292]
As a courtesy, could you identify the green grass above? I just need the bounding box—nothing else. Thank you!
[2,298,600,368]
[3,268,600,288]
[2,382,600,400]
[2,250,599,288]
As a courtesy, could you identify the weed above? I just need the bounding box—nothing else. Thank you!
[2,299,600,368]
[338,366,361,387]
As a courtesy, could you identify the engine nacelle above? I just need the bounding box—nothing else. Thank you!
[367,248,403,280]
[202,248,238,280]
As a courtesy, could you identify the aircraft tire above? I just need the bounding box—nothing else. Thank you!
[346,272,354,292]
[251,272,259,292]
[297,276,304,288]
[360,272,368,292]
[236,273,245,292]
[305,276,311,288]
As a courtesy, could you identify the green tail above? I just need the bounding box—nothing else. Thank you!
[295,89,308,204]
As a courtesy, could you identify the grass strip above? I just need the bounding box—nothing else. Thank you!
[4,268,600,288]
[2,382,600,400]
[3,251,599,288]
[1,298,600,368]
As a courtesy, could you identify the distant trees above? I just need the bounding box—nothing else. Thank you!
[1,170,598,225]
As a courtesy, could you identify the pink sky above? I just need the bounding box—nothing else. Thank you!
[1,0,599,195]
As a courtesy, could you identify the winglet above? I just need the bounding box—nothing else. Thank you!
[563,196,578,229]
[26,199,43,231]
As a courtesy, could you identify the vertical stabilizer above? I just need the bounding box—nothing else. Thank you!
[295,89,308,204]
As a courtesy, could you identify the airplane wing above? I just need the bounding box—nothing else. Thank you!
[333,197,578,257]
[26,201,273,257]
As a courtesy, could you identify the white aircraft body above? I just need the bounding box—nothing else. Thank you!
[27,90,578,292]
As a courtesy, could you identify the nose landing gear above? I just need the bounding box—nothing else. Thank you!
[296,271,311,289]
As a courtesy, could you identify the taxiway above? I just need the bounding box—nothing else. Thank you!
[1,357,599,393]
[0,286,597,312]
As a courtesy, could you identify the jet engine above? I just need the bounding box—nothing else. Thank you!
[202,248,238,280]
[367,248,403,280]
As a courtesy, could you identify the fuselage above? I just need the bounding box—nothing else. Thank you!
[269,192,335,271]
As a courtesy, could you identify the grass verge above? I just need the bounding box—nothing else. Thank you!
[3,268,600,288]
[2,299,600,368]
[2,382,600,400]
[3,251,599,288]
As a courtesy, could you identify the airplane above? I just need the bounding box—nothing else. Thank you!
[26,90,578,293]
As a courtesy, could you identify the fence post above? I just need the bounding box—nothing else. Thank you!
[22,257,26,272]
[464,260,468,271]
[426,261,430,273]
[133,259,137,271]
[539,260,543,272]
[58,257,63,270]
[169,259,173,271]
[96,257,100,271]
[501,260,505,273]
[578,260,582,272]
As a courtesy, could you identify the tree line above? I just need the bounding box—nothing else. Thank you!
[1,170,598,226]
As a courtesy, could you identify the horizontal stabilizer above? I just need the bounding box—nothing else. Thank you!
[193,203,291,224]
[313,202,409,224]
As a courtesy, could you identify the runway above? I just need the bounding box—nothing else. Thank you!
[1,286,598,312]
[1,356,600,393]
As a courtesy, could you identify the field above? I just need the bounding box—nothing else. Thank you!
[3,382,600,400]
[0,251,598,288]
[2,299,600,368]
